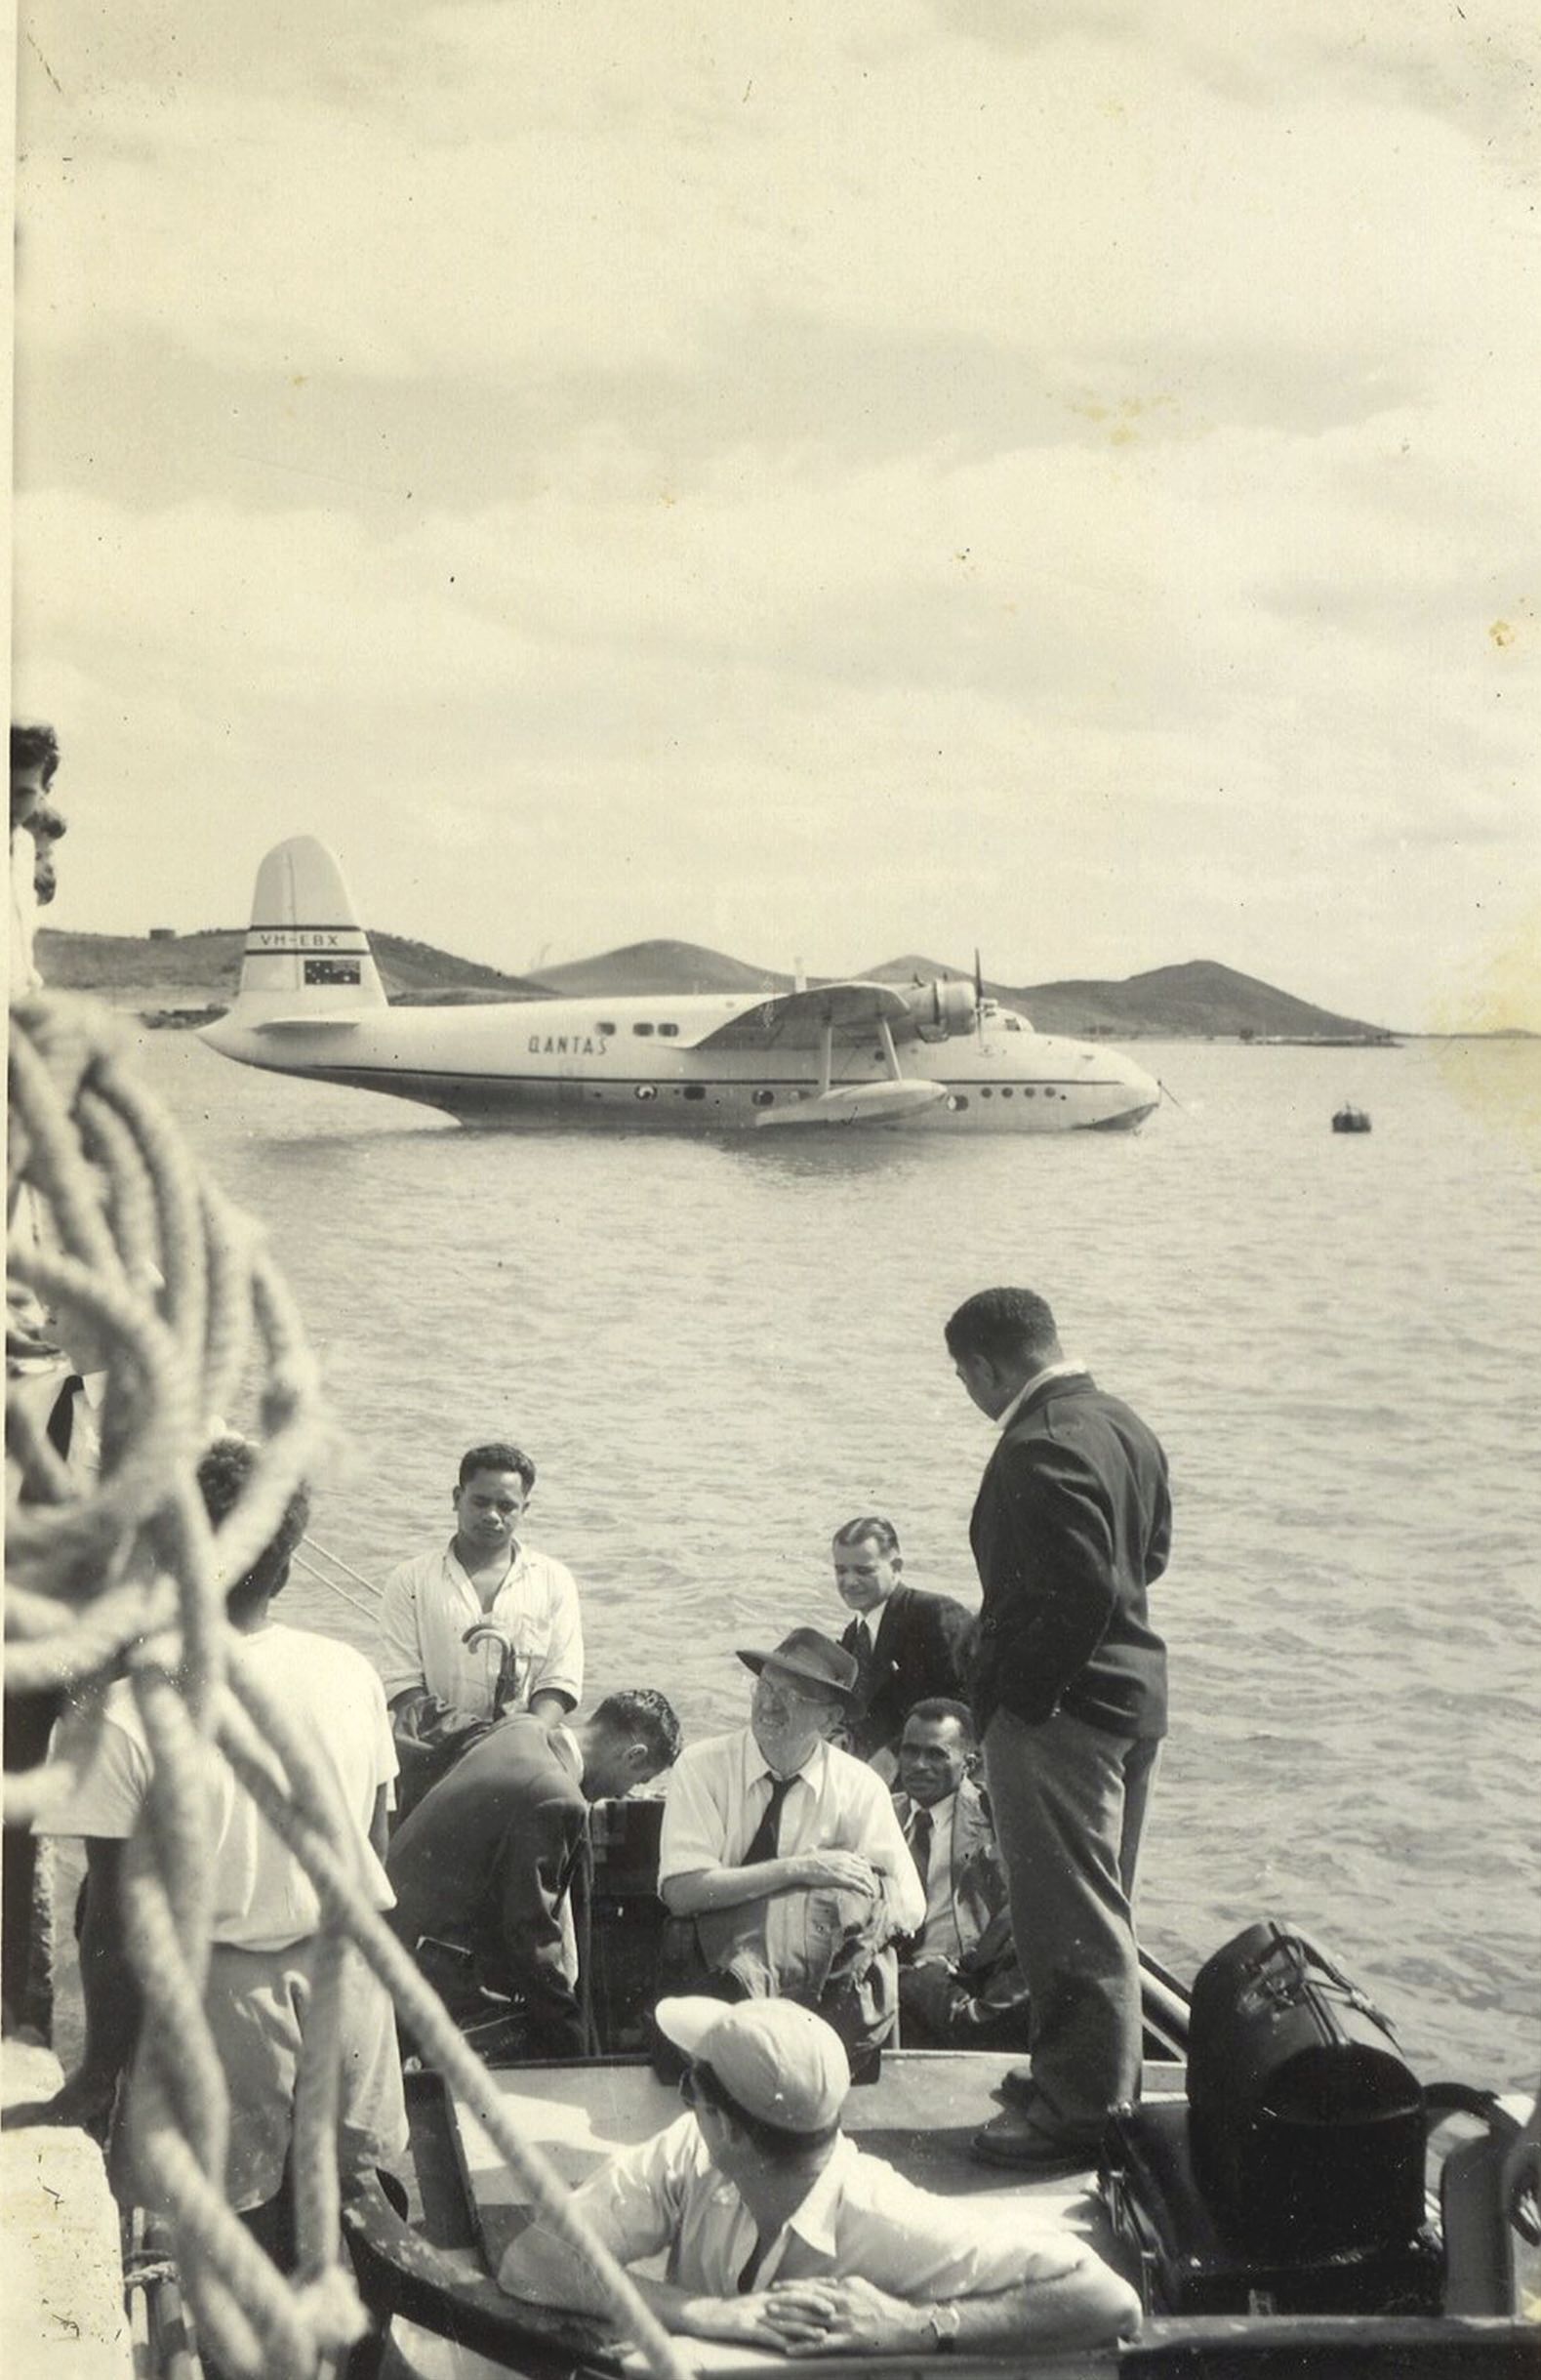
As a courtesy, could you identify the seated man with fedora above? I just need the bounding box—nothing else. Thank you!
[500,1995,1139,2355]
[657,1630,924,2055]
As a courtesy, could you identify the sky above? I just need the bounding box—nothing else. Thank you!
[11,1,1541,1031]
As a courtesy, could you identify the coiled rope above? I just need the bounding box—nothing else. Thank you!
[6,993,690,2380]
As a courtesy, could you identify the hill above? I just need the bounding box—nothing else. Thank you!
[34,927,1395,1040]
[529,939,788,997]
[35,926,547,1008]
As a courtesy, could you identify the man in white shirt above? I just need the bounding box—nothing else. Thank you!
[891,1700,1031,2050]
[658,1630,924,2054]
[500,1994,1139,2354]
[377,1440,585,1816]
[33,1438,407,2264]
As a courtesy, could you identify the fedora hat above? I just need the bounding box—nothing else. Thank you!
[736,1626,861,1708]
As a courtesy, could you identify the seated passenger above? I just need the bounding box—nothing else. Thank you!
[500,1995,1139,2355]
[377,1441,585,1818]
[386,1690,681,2057]
[831,1517,976,1772]
[892,1700,1032,2050]
[658,1630,924,2054]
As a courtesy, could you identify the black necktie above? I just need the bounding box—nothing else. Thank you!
[45,1375,84,1458]
[850,1618,873,1670]
[742,1775,794,1867]
[910,1807,933,1893]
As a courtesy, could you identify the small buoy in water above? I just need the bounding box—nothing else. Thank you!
[1332,1103,1371,1133]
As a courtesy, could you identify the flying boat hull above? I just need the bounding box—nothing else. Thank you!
[200,840,1161,1134]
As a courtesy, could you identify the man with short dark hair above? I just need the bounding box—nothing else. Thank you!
[500,1994,1140,2354]
[659,1631,923,2051]
[33,1438,407,2257]
[378,1440,585,1814]
[945,1287,1171,2168]
[830,1517,975,1770]
[386,1689,682,2057]
[891,1700,1030,2049]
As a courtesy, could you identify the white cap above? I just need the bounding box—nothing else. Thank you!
[656,1996,850,2134]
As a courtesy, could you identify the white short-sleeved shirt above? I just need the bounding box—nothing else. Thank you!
[659,1729,926,1974]
[36,1623,397,1950]
[376,1539,584,1717]
[546,2113,1087,2298]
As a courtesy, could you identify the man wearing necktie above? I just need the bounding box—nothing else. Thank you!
[831,1518,977,1773]
[890,1701,1032,2051]
[659,1629,925,2053]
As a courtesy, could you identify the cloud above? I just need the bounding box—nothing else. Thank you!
[13,0,1541,1026]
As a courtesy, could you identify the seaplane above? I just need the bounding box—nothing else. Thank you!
[199,838,1161,1133]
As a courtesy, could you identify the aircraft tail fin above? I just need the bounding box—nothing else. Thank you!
[227,837,388,1021]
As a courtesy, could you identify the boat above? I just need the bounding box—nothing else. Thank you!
[335,1805,1540,2380]
[1332,1104,1373,1134]
[198,839,1162,1134]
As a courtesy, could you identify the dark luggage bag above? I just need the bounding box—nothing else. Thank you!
[1187,1919,1425,2255]
[1100,2099,1442,2318]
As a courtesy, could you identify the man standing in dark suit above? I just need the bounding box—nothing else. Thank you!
[944,1289,1171,2170]
[831,1517,976,1771]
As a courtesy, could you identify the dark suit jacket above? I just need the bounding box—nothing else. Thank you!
[841,1583,978,1760]
[968,1371,1170,1740]
[385,1713,588,2055]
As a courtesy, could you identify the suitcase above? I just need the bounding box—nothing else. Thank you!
[1187,1919,1425,2255]
[1100,2099,1443,2318]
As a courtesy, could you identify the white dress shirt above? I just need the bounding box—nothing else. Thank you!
[907,1789,962,1964]
[660,1728,925,1974]
[377,1538,584,1714]
[528,2112,1089,2299]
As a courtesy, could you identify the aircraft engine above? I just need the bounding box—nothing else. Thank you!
[904,978,977,1042]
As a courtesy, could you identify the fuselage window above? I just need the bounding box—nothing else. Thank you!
[751,1088,776,1107]
[598,1021,616,1036]
[1001,1087,1014,1098]
[633,1022,654,1038]
[681,1084,706,1100]
[635,1084,658,1100]
[659,1022,679,1039]
[947,1094,968,1112]
[981,1087,994,1098]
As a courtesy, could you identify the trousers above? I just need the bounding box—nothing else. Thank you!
[983,1705,1159,2148]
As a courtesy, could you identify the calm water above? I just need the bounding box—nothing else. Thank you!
[132,1026,1541,2089]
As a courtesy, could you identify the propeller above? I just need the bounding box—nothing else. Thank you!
[974,948,985,1041]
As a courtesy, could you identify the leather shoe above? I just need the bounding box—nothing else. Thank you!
[970,2112,1094,2171]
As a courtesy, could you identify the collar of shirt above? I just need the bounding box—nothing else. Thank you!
[444,1538,528,1592]
[994,1358,1087,1434]
[909,1789,954,1837]
[550,1724,583,1781]
[81,1370,109,1412]
[744,1731,828,1790]
[778,2133,858,2258]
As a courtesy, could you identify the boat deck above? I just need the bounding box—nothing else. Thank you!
[376,2052,1185,2379]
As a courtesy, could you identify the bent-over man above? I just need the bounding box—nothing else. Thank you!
[658,1630,923,2053]
[946,1287,1171,2168]
[386,1691,681,2056]
[831,1516,976,1771]
[500,1994,1139,2355]
[378,1441,584,1817]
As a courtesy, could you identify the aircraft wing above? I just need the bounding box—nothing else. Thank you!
[685,982,927,1052]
